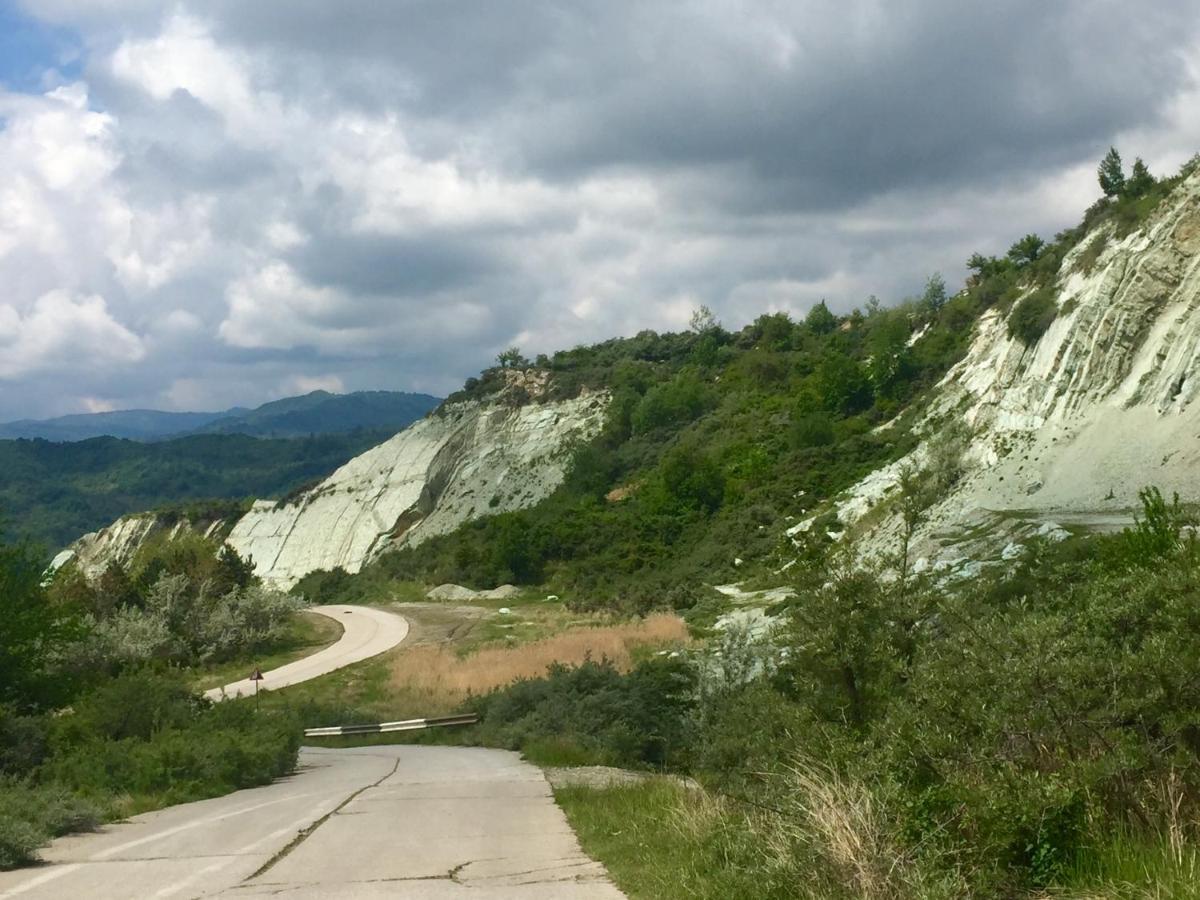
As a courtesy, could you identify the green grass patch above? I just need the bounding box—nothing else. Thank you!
[1059,831,1200,899]
[555,780,790,900]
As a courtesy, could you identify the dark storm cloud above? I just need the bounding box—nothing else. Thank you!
[291,231,498,298]
[2,0,1199,420]
[203,0,1197,205]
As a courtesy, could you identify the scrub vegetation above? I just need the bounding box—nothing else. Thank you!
[469,488,1200,898]
[0,531,302,869]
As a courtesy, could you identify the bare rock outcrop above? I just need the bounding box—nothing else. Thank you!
[223,391,608,588]
[810,169,1200,563]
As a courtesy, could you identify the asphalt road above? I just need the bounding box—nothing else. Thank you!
[204,604,411,701]
[0,746,626,899]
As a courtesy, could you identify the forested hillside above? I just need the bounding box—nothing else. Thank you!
[0,431,394,550]
[0,390,440,442]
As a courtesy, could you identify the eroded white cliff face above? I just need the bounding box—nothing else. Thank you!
[814,170,1200,560]
[60,387,609,589]
[225,391,608,588]
[60,515,229,578]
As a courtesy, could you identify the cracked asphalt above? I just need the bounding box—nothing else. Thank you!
[0,746,626,899]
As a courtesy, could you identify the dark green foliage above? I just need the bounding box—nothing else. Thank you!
[630,371,716,433]
[0,430,396,549]
[789,412,835,449]
[1098,146,1126,197]
[804,300,838,335]
[920,272,947,313]
[815,351,873,415]
[472,491,1200,895]
[0,536,82,712]
[496,346,529,368]
[1127,157,1155,198]
[1007,233,1046,266]
[43,678,299,806]
[1007,288,1058,345]
[472,656,696,768]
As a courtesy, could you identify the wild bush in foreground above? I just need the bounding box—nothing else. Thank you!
[0,781,101,869]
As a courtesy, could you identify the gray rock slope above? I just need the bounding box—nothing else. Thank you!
[61,388,608,588]
[805,168,1200,565]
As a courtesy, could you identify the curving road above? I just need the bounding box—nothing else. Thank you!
[204,604,410,701]
[0,746,626,899]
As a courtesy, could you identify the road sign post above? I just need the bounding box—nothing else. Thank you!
[250,668,264,711]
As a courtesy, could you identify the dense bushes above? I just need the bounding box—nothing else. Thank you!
[51,536,302,669]
[0,532,302,870]
[470,492,1200,895]
[1007,287,1058,345]
[0,671,300,869]
[472,657,696,768]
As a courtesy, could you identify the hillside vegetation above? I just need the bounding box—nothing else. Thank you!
[291,153,1200,898]
[0,430,393,550]
[299,153,1199,617]
[0,389,440,442]
[0,531,303,868]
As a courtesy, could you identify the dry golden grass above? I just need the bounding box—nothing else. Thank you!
[388,613,689,710]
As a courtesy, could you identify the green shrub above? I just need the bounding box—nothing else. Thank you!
[0,781,101,869]
[472,657,695,769]
[0,816,43,869]
[1007,288,1058,345]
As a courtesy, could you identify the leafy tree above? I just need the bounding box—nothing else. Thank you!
[921,272,948,313]
[659,444,725,513]
[496,347,528,369]
[1098,146,1125,197]
[0,533,80,711]
[866,313,914,402]
[815,351,873,415]
[751,312,795,350]
[689,305,721,334]
[215,545,257,594]
[1007,233,1045,267]
[1126,157,1155,198]
[805,300,838,335]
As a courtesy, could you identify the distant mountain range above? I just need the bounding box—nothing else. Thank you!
[0,390,442,442]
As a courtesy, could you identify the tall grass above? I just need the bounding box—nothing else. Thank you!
[388,613,689,711]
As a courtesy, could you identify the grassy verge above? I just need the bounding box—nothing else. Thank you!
[194,610,344,690]
[1053,832,1200,899]
[555,780,792,900]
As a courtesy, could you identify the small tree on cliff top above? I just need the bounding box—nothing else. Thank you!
[1098,147,1125,198]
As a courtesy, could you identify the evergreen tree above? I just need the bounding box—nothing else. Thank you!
[1127,157,1155,198]
[1098,146,1125,198]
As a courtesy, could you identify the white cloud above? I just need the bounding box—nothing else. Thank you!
[0,290,144,379]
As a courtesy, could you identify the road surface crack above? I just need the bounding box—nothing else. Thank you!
[244,756,402,882]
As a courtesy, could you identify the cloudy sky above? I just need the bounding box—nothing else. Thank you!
[1,1,1199,420]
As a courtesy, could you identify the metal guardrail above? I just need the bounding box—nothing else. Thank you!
[304,713,479,737]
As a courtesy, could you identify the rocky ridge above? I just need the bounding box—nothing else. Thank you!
[60,385,609,588]
[808,168,1200,567]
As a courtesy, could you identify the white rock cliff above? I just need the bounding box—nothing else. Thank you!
[813,168,1200,560]
[225,392,608,587]
[61,388,609,589]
